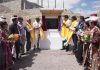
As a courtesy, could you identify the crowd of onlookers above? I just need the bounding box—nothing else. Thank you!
[0,14,100,70]
[0,15,43,70]
[61,14,100,70]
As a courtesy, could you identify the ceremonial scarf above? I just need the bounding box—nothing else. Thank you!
[40,27,44,40]
[26,22,35,43]
[61,20,69,40]
[67,20,78,43]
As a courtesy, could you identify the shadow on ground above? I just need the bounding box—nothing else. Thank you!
[12,49,41,70]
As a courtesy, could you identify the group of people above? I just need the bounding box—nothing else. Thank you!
[0,13,100,70]
[0,15,44,70]
[61,14,100,70]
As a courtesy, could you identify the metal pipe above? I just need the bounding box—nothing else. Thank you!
[55,0,56,8]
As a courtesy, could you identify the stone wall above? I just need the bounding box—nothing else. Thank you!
[0,0,74,24]
[21,0,42,10]
[0,0,42,23]
[0,0,15,3]
[1,0,21,12]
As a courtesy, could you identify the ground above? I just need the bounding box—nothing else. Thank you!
[13,50,84,70]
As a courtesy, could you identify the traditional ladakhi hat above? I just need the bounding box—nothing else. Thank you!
[11,15,17,20]
[85,14,99,21]
[0,16,6,22]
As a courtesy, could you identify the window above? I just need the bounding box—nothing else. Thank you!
[45,18,58,29]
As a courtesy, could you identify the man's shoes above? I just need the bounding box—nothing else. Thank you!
[33,48,36,51]
[21,53,26,55]
[37,48,41,50]
[66,49,69,52]
[61,48,65,50]
[64,42,68,46]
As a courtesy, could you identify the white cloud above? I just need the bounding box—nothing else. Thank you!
[73,8,98,16]
[62,0,81,9]
[27,0,81,9]
[92,0,100,10]
[81,3,87,7]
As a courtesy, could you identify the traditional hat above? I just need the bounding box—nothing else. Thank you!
[0,16,6,22]
[11,15,17,20]
[85,14,99,21]
[0,16,6,19]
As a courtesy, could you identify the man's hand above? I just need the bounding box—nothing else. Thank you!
[63,23,66,26]
[63,23,69,28]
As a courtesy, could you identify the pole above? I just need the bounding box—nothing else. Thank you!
[41,0,43,7]
[37,0,39,5]
[55,0,56,8]
[48,0,49,8]
[63,0,64,9]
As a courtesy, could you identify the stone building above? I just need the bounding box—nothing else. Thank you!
[0,0,15,3]
[0,0,42,23]
[0,0,75,23]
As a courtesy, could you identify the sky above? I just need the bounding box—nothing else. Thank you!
[27,0,100,15]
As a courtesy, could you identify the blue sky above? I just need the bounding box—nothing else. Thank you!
[71,0,95,14]
[27,0,100,15]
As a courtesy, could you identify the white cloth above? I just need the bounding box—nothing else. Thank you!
[12,45,16,58]
[67,20,72,26]
[32,20,42,48]
[70,21,79,31]
[32,20,42,29]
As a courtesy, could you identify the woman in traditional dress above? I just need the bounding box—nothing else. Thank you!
[0,21,12,70]
[0,26,5,70]
[81,22,91,68]
[89,21,100,70]
[76,16,85,65]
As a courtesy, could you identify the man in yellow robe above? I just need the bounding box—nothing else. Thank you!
[26,19,35,52]
[61,15,71,51]
[64,16,79,53]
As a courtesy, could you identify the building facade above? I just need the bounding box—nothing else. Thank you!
[0,0,14,3]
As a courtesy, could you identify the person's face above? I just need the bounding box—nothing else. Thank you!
[4,24,8,29]
[84,24,88,30]
[80,18,83,22]
[13,19,18,24]
[64,17,67,21]
[27,19,31,24]
[19,19,23,23]
[71,18,74,22]
[77,17,80,21]
[90,22,95,28]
